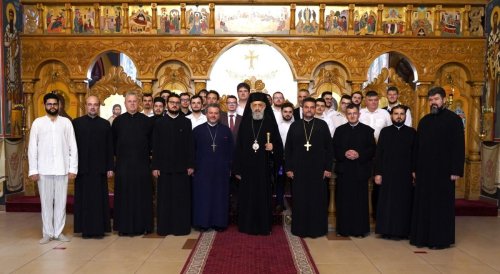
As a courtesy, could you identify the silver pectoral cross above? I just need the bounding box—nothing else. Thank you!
[211,143,217,152]
[304,141,312,151]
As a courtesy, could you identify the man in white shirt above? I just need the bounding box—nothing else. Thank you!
[359,91,392,142]
[315,98,335,137]
[383,86,412,127]
[331,94,352,137]
[141,93,154,117]
[185,95,207,129]
[272,91,285,123]
[28,92,78,244]
[351,91,363,108]
[236,82,250,116]
[321,91,337,117]
[276,102,294,211]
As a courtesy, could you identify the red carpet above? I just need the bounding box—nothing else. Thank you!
[455,198,498,216]
[182,225,318,274]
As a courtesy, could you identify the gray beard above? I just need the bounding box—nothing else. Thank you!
[252,111,264,120]
[430,105,443,115]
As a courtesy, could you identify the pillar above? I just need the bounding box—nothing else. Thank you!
[151,3,158,34]
[319,4,325,35]
[22,80,36,196]
[434,5,442,36]
[290,4,296,35]
[194,80,207,94]
[376,4,384,35]
[181,3,187,34]
[73,80,88,117]
[65,3,72,34]
[122,3,129,34]
[36,4,44,34]
[405,5,413,35]
[348,4,355,35]
[209,3,215,34]
[463,81,482,200]
[463,5,470,37]
[94,4,100,34]
[349,80,364,92]
[416,82,432,121]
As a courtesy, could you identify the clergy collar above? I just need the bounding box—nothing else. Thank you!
[167,112,179,119]
[394,124,404,130]
[207,122,218,127]
[87,114,98,119]
[387,101,401,110]
[304,117,314,122]
[349,122,360,127]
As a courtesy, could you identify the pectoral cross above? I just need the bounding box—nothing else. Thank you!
[304,141,312,151]
[211,143,217,152]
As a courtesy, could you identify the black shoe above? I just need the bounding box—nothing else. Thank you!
[213,227,226,232]
[429,245,450,250]
[336,233,348,237]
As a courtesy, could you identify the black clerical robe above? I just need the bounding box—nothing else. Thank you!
[152,114,194,236]
[192,122,233,229]
[73,115,113,237]
[410,109,465,248]
[333,122,375,236]
[112,112,154,235]
[374,125,416,238]
[285,118,333,238]
[233,118,283,235]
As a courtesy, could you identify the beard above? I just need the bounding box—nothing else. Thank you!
[45,108,58,116]
[430,104,444,115]
[282,115,292,122]
[393,121,404,127]
[252,111,264,120]
[168,109,179,115]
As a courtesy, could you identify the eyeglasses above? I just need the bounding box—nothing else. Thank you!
[227,102,237,106]
[168,101,180,105]
[45,103,59,107]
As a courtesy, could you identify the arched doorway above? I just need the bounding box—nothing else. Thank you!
[207,39,297,104]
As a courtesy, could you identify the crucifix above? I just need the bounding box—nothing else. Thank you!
[245,50,258,70]
[211,143,217,152]
[304,141,312,151]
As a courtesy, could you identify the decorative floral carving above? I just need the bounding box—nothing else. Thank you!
[88,66,142,105]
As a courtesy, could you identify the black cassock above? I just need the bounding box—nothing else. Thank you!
[410,109,464,248]
[285,118,333,238]
[233,118,283,235]
[333,123,375,236]
[374,125,416,238]
[73,115,113,237]
[112,112,154,235]
[152,115,194,236]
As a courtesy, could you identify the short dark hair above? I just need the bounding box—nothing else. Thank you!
[112,104,121,109]
[143,93,153,99]
[346,103,359,111]
[387,86,399,94]
[340,94,352,101]
[226,95,237,101]
[44,92,59,104]
[352,91,363,99]
[365,90,378,97]
[315,98,326,104]
[167,93,180,102]
[321,91,333,98]
[298,89,310,94]
[390,105,406,114]
[207,90,220,100]
[179,92,190,98]
[206,103,221,111]
[237,82,250,92]
[428,86,446,98]
[303,97,316,105]
[153,97,165,106]
[273,91,284,98]
[160,90,171,97]
[198,89,208,95]
[190,95,202,102]
[281,102,294,111]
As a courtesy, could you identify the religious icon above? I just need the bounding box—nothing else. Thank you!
[296,7,319,35]
[23,5,39,34]
[45,6,66,33]
[324,7,348,35]
[354,8,377,35]
[440,10,462,36]
[73,6,95,34]
[100,6,122,34]
[215,6,290,34]
[157,6,181,34]
[411,7,433,36]
[129,6,153,33]
[187,6,210,35]
[382,7,405,35]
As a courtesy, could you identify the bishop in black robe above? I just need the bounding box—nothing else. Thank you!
[410,107,464,249]
[233,93,283,235]
[285,118,333,238]
[333,122,375,237]
[112,112,154,236]
[374,124,416,238]
[192,122,233,230]
[152,113,194,236]
[73,114,113,238]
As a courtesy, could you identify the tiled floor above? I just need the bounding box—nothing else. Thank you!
[1,212,499,273]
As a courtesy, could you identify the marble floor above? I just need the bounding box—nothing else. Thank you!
[0,212,499,274]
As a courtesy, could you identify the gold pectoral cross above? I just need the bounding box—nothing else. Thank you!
[304,141,312,151]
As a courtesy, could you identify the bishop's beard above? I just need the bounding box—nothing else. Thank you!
[252,111,264,120]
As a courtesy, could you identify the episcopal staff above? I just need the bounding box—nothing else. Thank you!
[192,104,233,231]
[333,104,375,237]
[73,96,113,239]
[285,97,333,238]
[374,105,416,240]
[112,91,154,236]
[233,92,283,235]
[152,94,195,236]
[410,87,465,250]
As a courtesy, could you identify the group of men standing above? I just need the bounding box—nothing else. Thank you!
[28,83,464,250]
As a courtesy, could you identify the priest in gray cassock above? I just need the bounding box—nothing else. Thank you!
[192,104,234,231]
[285,97,333,238]
[233,92,283,235]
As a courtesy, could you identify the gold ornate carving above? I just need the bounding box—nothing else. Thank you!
[157,66,191,92]
[312,67,347,94]
[88,66,143,105]
[244,76,266,92]
[194,81,207,94]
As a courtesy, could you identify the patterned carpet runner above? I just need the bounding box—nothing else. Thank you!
[181,224,318,274]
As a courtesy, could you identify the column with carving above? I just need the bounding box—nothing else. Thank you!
[36,4,44,34]
[434,5,442,36]
[73,80,89,117]
[464,81,483,200]
[65,3,72,34]
[290,4,296,35]
[181,3,187,34]
[194,80,207,94]
[122,3,129,34]
[406,5,413,35]
[416,82,431,121]
[319,4,325,35]
[377,4,384,35]
[151,3,158,34]
[297,81,309,92]
[209,3,215,34]
[348,4,355,35]
[23,81,36,196]
[94,4,100,34]
[349,80,364,92]
[463,5,470,37]
[141,80,153,94]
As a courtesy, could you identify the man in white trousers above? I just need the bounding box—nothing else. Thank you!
[28,92,78,244]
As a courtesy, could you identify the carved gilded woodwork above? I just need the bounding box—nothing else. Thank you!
[311,66,348,97]
[156,63,192,93]
[88,66,143,105]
